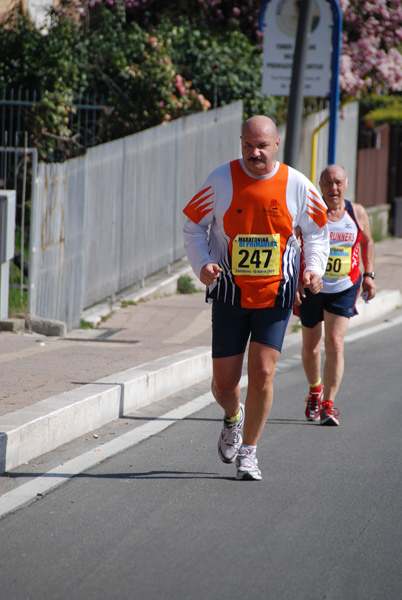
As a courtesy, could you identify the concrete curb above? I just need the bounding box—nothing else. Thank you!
[283,290,402,348]
[0,347,211,474]
[349,289,401,329]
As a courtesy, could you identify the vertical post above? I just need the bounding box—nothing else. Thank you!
[327,0,342,164]
[0,261,10,320]
[28,148,38,318]
[0,195,8,319]
[21,132,28,303]
[0,191,16,320]
[284,0,315,168]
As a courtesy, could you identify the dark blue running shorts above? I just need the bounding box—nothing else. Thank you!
[211,301,292,358]
[297,276,362,329]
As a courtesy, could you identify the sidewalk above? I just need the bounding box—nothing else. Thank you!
[1,238,401,473]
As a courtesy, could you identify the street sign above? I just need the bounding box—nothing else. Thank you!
[261,0,333,97]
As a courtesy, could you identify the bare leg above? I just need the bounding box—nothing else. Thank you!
[212,353,244,417]
[301,322,323,385]
[242,342,280,446]
[323,311,350,402]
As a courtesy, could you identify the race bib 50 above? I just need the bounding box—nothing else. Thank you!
[325,246,352,279]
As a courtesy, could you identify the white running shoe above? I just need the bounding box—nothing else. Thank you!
[217,403,244,464]
[236,446,262,481]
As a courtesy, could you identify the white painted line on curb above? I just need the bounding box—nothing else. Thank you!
[0,391,216,519]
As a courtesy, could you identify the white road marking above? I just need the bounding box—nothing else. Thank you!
[0,391,217,519]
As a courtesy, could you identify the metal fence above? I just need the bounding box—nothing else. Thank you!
[0,88,109,169]
[29,102,243,330]
[0,88,110,304]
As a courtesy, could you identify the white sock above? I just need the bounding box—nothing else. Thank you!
[241,444,257,455]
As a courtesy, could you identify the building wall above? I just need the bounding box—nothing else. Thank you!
[0,0,55,27]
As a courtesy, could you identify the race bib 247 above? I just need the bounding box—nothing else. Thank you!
[232,234,280,276]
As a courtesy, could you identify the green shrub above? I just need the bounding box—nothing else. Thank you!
[80,318,94,329]
[0,5,210,161]
[177,275,199,294]
[156,16,281,121]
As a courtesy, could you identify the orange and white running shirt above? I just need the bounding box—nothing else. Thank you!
[183,159,329,309]
[322,200,362,293]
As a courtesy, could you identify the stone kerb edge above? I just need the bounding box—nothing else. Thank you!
[349,290,402,330]
[0,347,212,473]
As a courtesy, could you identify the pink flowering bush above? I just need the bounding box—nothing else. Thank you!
[114,26,210,136]
[339,0,402,96]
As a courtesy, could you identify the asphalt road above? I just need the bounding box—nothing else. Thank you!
[1,310,402,600]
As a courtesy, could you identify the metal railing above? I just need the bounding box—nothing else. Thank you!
[0,88,110,309]
[0,87,109,166]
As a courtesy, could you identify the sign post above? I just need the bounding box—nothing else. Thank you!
[283,0,315,167]
[327,0,342,164]
[260,0,342,165]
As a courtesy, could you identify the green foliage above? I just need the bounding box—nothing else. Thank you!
[369,212,387,243]
[80,318,95,329]
[155,17,280,121]
[291,320,301,333]
[0,3,286,163]
[357,94,402,148]
[8,228,28,316]
[0,6,87,94]
[360,94,402,117]
[363,99,402,126]
[0,8,43,90]
[8,230,28,317]
[177,275,199,294]
[84,13,210,139]
[0,5,213,160]
[8,262,28,318]
[121,299,137,307]
[123,0,262,44]
[8,285,28,317]
[30,80,78,160]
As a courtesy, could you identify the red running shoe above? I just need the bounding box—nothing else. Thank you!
[320,400,340,426]
[305,390,323,422]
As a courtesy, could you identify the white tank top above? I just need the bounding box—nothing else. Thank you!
[322,201,362,293]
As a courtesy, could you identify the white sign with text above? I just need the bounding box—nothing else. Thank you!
[262,0,333,97]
